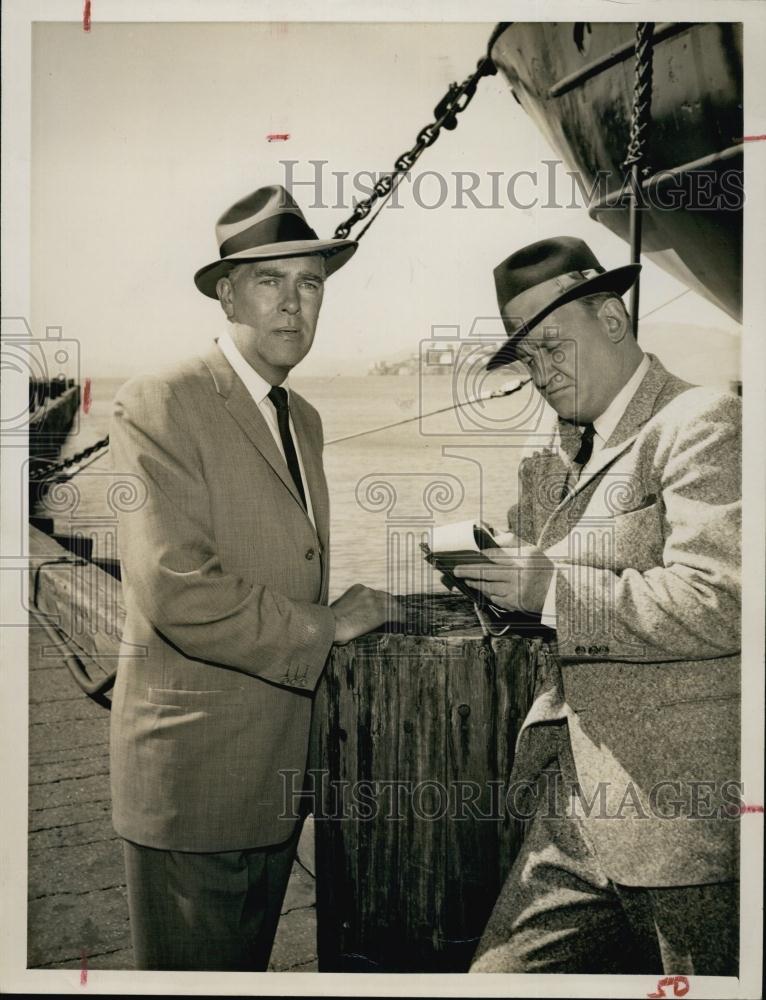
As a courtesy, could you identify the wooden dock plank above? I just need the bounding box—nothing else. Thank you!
[29,817,117,852]
[31,698,113,724]
[29,839,127,899]
[40,947,135,971]
[29,718,110,754]
[30,751,110,786]
[29,799,114,835]
[29,743,110,766]
[29,772,113,812]
[30,668,95,703]
[27,886,130,969]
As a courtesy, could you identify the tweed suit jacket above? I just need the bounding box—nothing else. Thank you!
[508,354,741,887]
[108,341,336,852]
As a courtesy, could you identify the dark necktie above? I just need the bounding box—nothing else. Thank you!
[560,423,596,502]
[573,422,596,468]
[267,386,307,509]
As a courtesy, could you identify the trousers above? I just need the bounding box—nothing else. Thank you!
[470,723,739,975]
[122,821,302,971]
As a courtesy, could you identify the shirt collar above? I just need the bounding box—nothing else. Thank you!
[216,328,289,404]
[592,353,650,443]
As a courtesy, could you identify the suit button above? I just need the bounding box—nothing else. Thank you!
[305,548,315,560]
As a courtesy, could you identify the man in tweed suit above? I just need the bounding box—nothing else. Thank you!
[455,237,741,974]
[109,185,399,970]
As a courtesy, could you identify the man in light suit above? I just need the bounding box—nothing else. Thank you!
[109,185,400,970]
[454,237,741,974]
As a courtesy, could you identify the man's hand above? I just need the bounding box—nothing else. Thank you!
[330,584,405,644]
[452,532,554,614]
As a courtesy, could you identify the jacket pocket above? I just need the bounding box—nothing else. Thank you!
[613,496,659,519]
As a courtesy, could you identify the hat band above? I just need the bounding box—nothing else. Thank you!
[500,268,603,330]
[219,212,319,258]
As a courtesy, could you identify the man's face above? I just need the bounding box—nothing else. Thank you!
[511,299,620,424]
[220,255,325,380]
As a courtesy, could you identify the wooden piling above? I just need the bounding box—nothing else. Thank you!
[309,596,541,972]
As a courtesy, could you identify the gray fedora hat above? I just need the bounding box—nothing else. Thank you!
[194,185,357,298]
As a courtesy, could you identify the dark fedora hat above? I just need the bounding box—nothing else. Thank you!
[194,185,357,298]
[486,236,641,370]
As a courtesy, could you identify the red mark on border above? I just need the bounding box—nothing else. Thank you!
[267,133,290,142]
[82,377,92,415]
[647,975,690,998]
[80,948,88,985]
[83,1,91,32]
[737,135,766,142]
[739,803,764,813]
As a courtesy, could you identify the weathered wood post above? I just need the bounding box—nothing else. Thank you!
[309,593,543,972]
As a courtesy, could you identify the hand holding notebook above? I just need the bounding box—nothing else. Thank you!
[421,520,555,638]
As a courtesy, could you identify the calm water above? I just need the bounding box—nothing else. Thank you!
[42,373,538,600]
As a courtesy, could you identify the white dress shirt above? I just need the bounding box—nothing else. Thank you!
[216,329,317,528]
[540,353,650,625]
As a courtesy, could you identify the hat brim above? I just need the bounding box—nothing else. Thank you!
[194,238,358,298]
[486,263,642,371]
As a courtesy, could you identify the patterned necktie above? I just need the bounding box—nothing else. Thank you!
[267,386,307,509]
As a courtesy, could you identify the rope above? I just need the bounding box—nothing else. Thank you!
[623,22,656,339]
[639,288,690,321]
[623,23,655,172]
[32,556,88,608]
[325,379,531,446]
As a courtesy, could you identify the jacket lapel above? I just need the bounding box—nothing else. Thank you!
[603,353,680,449]
[560,432,641,504]
[289,393,330,550]
[288,393,331,602]
[538,354,681,548]
[201,341,312,520]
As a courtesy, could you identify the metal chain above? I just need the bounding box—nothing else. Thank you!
[29,435,110,483]
[334,23,510,240]
[623,22,655,171]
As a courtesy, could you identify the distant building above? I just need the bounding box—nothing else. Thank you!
[369,349,460,375]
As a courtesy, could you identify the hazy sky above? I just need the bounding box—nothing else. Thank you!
[31,20,740,379]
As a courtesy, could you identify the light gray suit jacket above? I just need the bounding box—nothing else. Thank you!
[509,354,741,886]
[109,341,336,852]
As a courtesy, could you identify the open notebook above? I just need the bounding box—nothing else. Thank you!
[421,520,555,639]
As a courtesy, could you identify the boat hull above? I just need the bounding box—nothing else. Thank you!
[491,21,743,320]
